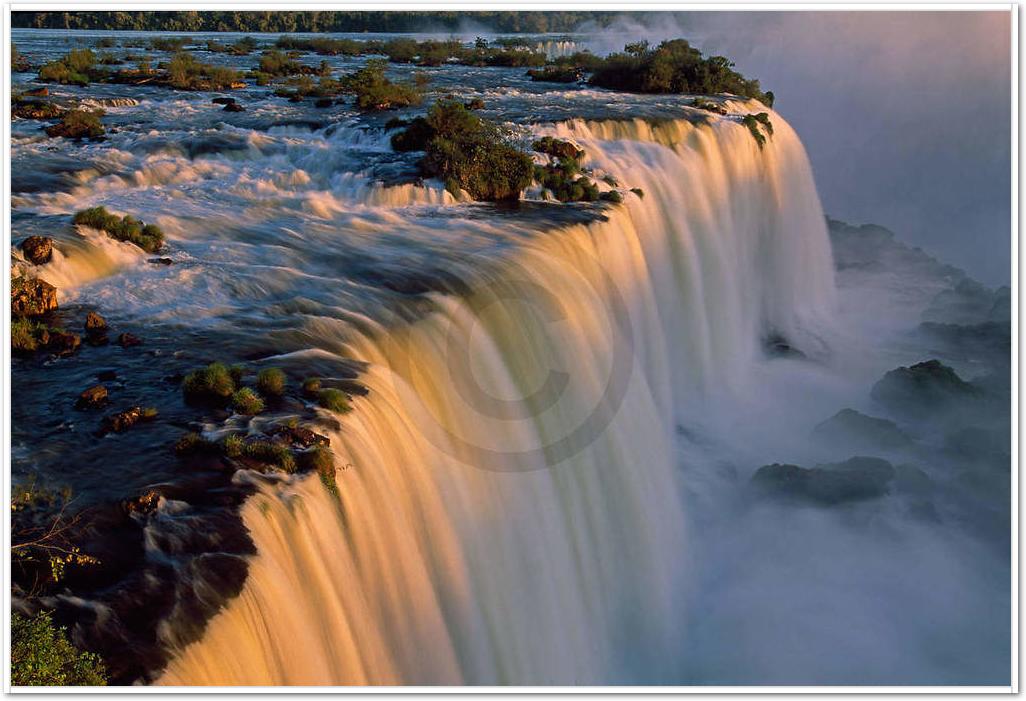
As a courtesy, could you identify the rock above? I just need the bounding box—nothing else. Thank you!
[270,424,330,448]
[223,101,245,112]
[84,311,107,332]
[12,100,65,120]
[47,330,81,356]
[97,370,118,382]
[314,98,333,109]
[893,464,934,496]
[870,359,980,414]
[102,406,145,433]
[752,456,895,505]
[20,236,53,265]
[148,257,173,265]
[24,87,48,97]
[76,385,108,409]
[11,275,57,317]
[211,97,236,105]
[123,489,161,515]
[813,408,912,451]
[117,332,143,347]
[763,332,805,359]
[464,98,486,110]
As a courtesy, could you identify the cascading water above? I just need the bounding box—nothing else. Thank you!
[156,107,838,686]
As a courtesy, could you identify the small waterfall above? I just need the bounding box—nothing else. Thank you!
[157,108,836,685]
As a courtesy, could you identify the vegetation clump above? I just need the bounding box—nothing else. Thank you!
[257,49,307,77]
[231,387,265,415]
[531,137,602,203]
[391,100,534,202]
[181,361,236,404]
[12,43,31,71]
[243,440,297,473]
[587,40,771,103]
[302,445,337,495]
[11,611,107,686]
[166,51,243,90]
[174,431,218,455]
[38,49,99,85]
[45,109,105,141]
[741,112,773,149]
[317,388,351,413]
[256,367,287,397]
[301,377,322,398]
[72,207,164,252]
[341,59,426,111]
[526,65,582,83]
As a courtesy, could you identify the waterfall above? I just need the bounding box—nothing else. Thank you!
[157,108,836,685]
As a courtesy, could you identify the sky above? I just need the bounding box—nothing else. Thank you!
[583,11,1012,285]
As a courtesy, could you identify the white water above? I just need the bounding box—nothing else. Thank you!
[157,109,838,685]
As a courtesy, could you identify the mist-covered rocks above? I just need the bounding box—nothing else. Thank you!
[870,359,980,414]
[751,456,896,505]
[813,408,912,452]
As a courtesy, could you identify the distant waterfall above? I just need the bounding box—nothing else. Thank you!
[157,107,836,685]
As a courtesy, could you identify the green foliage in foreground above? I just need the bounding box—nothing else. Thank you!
[391,100,534,202]
[182,362,236,404]
[341,59,426,111]
[317,388,352,413]
[11,611,107,686]
[256,367,287,397]
[72,206,164,252]
[231,387,265,415]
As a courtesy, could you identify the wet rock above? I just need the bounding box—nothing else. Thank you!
[148,257,173,266]
[870,359,980,414]
[211,97,235,106]
[123,490,161,516]
[85,311,107,332]
[270,424,330,448]
[97,370,118,382]
[752,456,895,505]
[102,406,156,433]
[24,87,48,97]
[893,464,934,496]
[944,426,1009,469]
[464,98,486,110]
[47,330,81,356]
[813,408,912,451]
[314,98,333,109]
[11,275,58,317]
[12,100,65,120]
[117,332,143,348]
[76,385,108,410]
[223,101,245,113]
[20,236,53,265]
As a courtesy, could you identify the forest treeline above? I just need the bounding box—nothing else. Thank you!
[11,11,624,34]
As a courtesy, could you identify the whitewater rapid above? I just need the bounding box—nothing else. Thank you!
[156,107,837,685]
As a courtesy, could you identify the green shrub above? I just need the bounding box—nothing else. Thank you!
[342,58,425,111]
[72,207,164,252]
[302,446,337,495]
[741,113,773,149]
[222,433,244,458]
[392,100,533,202]
[231,387,265,415]
[174,431,218,455]
[630,187,645,198]
[11,611,107,686]
[45,109,105,141]
[301,377,322,398]
[256,367,286,397]
[600,190,623,203]
[38,49,96,85]
[526,65,581,83]
[181,362,236,404]
[12,318,45,354]
[243,440,296,473]
[150,37,190,52]
[167,51,242,89]
[258,49,304,77]
[317,388,351,413]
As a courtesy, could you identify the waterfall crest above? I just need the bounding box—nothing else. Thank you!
[157,110,836,686]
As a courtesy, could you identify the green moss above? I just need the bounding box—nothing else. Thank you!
[72,207,164,253]
[181,362,236,404]
[256,367,286,397]
[11,611,107,686]
[243,440,297,473]
[231,387,265,415]
[317,388,351,413]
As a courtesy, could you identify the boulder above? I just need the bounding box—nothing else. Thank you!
[11,275,57,317]
[123,490,161,516]
[85,310,107,331]
[871,359,980,414]
[223,101,245,113]
[97,370,118,382]
[117,332,143,347]
[148,257,173,266]
[102,406,156,433]
[211,97,236,105]
[76,385,109,410]
[20,236,53,265]
[752,456,895,505]
[46,330,81,356]
[270,424,330,448]
[813,408,912,451]
[314,98,333,109]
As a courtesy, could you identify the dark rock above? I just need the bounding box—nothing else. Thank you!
[97,370,118,382]
[270,424,330,448]
[223,101,245,113]
[871,359,980,414]
[24,87,48,97]
[76,385,108,410]
[944,426,1009,469]
[211,97,236,105]
[20,236,53,265]
[148,257,173,266]
[893,464,934,495]
[123,490,161,516]
[47,330,81,356]
[752,456,895,505]
[103,406,143,433]
[11,275,58,317]
[314,98,333,109]
[464,98,486,110]
[117,332,143,347]
[813,408,912,451]
[12,100,65,120]
[85,311,107,332]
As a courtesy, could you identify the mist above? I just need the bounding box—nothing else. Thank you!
[578,11,1012,285]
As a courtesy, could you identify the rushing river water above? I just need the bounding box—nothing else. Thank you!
[10,29,1011,686]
